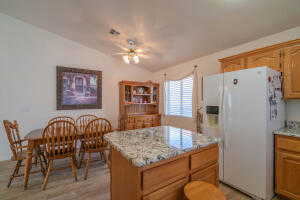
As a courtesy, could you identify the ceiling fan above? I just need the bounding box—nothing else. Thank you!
[114,39,149,64]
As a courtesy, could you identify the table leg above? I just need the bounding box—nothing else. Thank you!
[24,140,34,190]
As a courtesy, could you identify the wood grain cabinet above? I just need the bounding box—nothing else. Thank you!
[219,39,300,99]
[111,144,219,200]
[246,49,282,71]
[275,135,300,200]
[283,44,300,99]
[222,58,246,72]
[119,81,161,130]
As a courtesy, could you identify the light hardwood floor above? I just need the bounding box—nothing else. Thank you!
[0,158,287,200]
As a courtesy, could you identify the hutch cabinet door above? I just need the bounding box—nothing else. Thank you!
[276,151,300,199]
[283,44,300,99]
[246,49,282,71]
[222,58,246,72]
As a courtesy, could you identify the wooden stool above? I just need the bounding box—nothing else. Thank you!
[184,181,226,200]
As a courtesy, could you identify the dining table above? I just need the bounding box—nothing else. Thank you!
[23,127,85,189]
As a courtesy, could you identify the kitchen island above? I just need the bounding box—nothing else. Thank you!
[104,126,220,200]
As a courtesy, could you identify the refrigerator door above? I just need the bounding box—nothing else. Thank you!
[203,74,224,181]
[223,68,268,199]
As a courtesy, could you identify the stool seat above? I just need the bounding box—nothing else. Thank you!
[184,181,226,200]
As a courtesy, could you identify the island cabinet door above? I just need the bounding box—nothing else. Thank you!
[143,178,188,200]
[276,151,300,199]
[191,163,219,186]
[142,157,189,194]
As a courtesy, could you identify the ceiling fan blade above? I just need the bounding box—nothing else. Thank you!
[139,54,151,59]
[114,43,129,52]
[113,52,128,55]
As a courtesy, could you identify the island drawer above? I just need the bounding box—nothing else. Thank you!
[143,177,188,200]
[142,157,189,193]
[276,135,300,153]
[191,163,219,186]
[191,146,218,171]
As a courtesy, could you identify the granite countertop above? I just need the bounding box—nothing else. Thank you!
[104,126,220,167]
[274,121,300,138]
[274,127,300,138]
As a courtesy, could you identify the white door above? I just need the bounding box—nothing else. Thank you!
[223,68,267,199]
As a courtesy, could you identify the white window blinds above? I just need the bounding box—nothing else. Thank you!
[165,76,193,117]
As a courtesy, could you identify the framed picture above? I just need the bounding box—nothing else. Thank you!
[56,66,102,110]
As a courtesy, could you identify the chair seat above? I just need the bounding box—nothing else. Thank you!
[184,181,226,200]
[46,148,75,158]
[11,151,38,161]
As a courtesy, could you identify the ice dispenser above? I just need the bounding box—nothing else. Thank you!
[206,106,219,127]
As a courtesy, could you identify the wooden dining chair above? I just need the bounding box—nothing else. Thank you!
[48,116,75,124]
[3,120,45,188]
[80,118,112,180]
[76,114,97,132]
[41,120,78,190]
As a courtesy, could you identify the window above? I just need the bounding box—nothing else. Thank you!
[165,76,193,117]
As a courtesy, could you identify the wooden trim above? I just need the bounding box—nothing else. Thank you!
[119,80,158,86]
[219,38,300,62]
[56,66,102,110]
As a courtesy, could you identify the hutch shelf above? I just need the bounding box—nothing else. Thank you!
[119,81,161,131]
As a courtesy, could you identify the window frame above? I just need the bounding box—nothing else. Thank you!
[165,75,193,118]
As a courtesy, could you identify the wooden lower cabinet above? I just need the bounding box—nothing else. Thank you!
[143,178,189,200]
[191,164,219,186]
[120,114,161,131]
[110,144,219,200]
[275,135,300,200]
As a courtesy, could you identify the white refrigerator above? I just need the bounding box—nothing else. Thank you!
[203,67,285,200]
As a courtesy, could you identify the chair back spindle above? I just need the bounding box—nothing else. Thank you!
[83,118,112,150]
[3,120,23,160]
[42,120,78,158]
[48,116,75,125]
[76,114,97,132]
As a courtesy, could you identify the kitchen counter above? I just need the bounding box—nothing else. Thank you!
[104,126,220,167]
[105,126,220,200]
[274,127,300,138]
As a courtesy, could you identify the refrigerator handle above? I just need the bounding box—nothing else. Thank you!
[219,80,226,151]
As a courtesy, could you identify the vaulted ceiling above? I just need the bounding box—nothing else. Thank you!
[0,0,300,71]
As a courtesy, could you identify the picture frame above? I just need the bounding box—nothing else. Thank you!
[56,66,102,110]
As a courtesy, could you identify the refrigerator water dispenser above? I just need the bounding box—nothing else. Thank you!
[206,106,219,127]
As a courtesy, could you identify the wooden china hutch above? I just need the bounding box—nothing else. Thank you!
[119,80,161,131]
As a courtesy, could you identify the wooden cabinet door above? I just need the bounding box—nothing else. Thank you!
[191,164,219,186]
[246,49,282,71]
[222,58,246,72]
[283,44,300,99]
[276,151,300,199]
[143,178,188,200]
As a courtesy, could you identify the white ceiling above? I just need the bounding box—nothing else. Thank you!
[0,0,300,71]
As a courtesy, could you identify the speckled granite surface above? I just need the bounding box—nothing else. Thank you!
[274,127,300,138]
[274,121,300,138]
[104,126,220,167]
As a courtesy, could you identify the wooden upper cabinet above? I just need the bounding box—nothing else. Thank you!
[283,44,300,99]
[246,49,282,71]
[222,58,245,72]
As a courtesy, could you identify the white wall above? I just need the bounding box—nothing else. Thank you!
[153,26,300,130]
[0,13,152,161]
